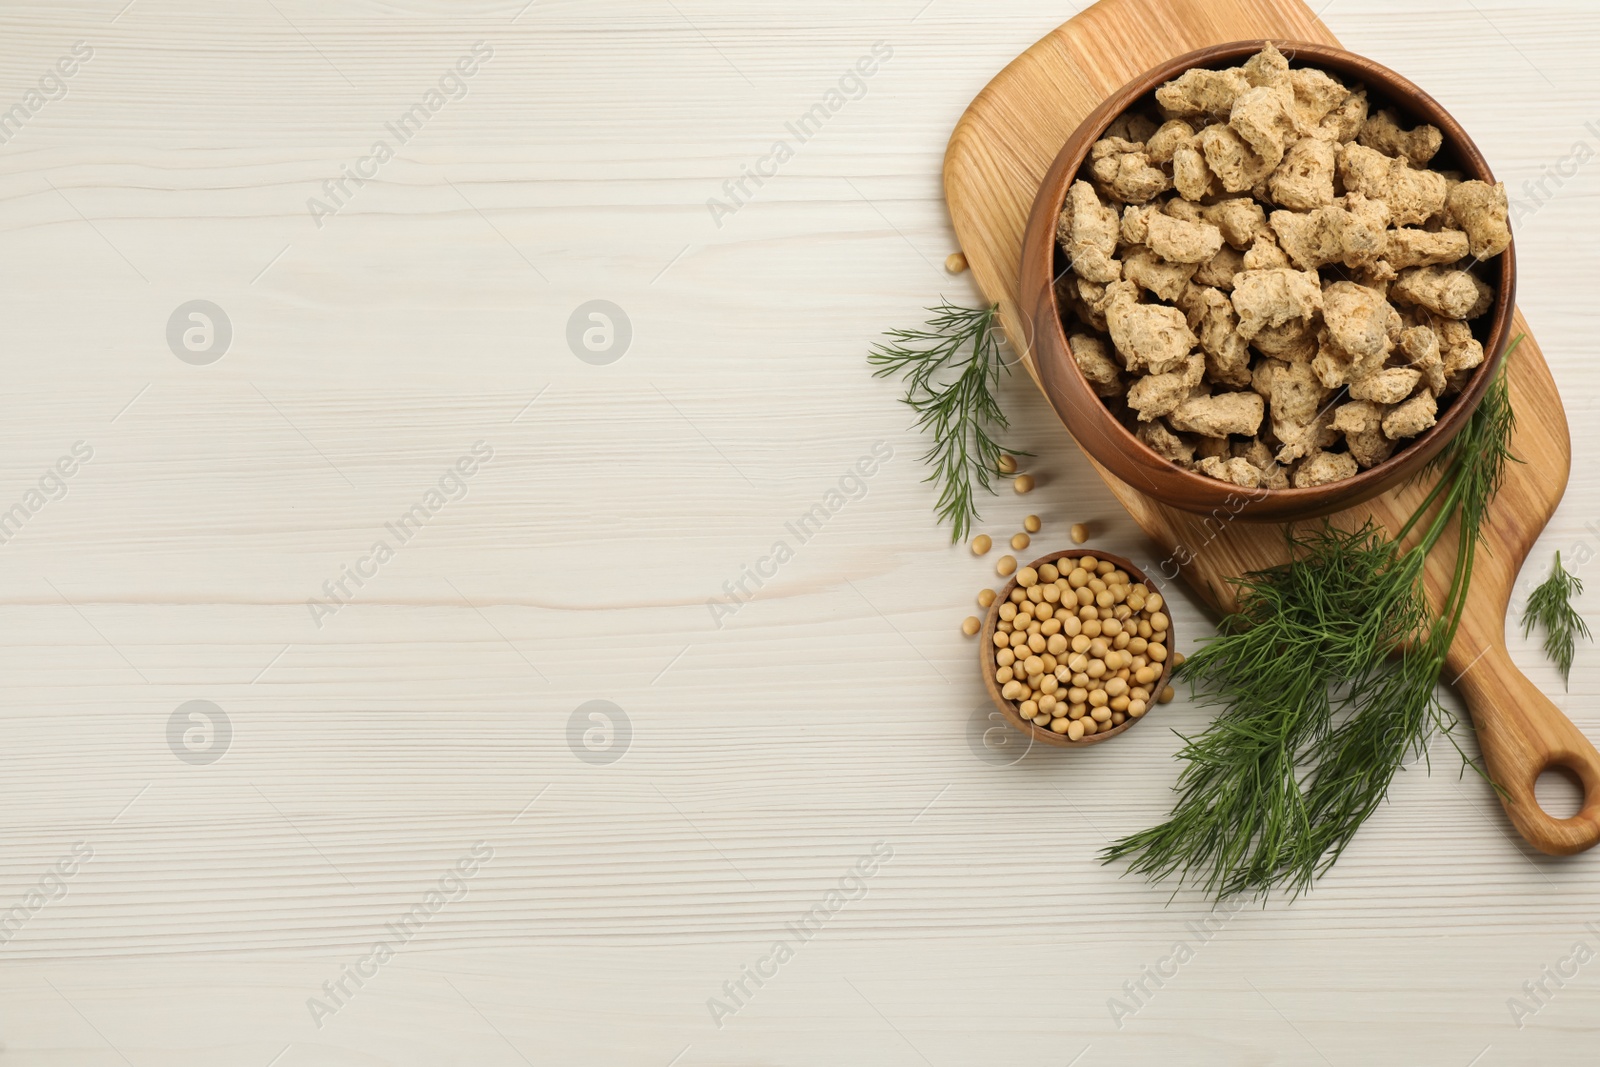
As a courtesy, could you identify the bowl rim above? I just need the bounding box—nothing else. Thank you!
[978,548,1173,748]
[1021,39,1518,516]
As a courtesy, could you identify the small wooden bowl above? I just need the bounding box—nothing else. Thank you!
[979,549,1174,747]
[1018,41,1518,523]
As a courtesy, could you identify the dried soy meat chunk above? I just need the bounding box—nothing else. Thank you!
[1230,268,1323,339]
[1390,267,1493,320]
[1058,180,1123,284]
[1103,281,1199,374]
[1445,180,1512,260]
[1294,450,1359,487]
[1197,456,1264,488]
[1357,107,1443,166]
[1167,391,1266,437]
[1126,354,1206,421]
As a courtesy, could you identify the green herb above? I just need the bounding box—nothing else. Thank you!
[1104,338,1522,900]
[869,301,1027,542]
[1522,552,1590,687]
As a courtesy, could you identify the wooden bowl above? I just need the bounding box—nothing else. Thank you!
[1018,41,1518,523]
[979,549,1174,747]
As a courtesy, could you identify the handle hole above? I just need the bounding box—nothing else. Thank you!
[1536,767,1585,820]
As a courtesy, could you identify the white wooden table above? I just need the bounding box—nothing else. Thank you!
[1,1,1598,1063]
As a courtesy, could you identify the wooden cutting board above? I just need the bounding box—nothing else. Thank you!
[944,0,1600,855]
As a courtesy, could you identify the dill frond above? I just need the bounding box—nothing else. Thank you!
[1104,341,1524,901]
[1523,551,1590,687]
[869,301,1027,542]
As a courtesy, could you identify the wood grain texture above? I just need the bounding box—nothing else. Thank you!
[0,1,1598,1064]
[946,0,1600,855]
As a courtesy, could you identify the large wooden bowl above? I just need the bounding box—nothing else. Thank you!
[1018,40,1518,523]
[980,549,1175,747]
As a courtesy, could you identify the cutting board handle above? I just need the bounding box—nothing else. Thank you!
[1457,644,1600,855]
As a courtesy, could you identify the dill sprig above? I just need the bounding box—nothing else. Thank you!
[869,301,1027,542]
[1522,552,1590,687]
[1104,339,1522,900]
[1109,521,1431,898]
